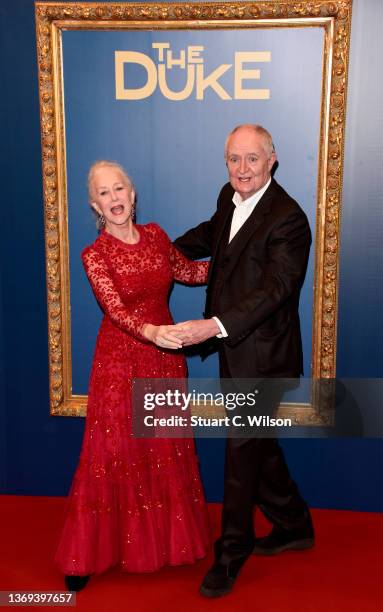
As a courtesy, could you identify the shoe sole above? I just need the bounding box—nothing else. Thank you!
[253,538,314,556]
[64,575,90,592]
[199,580,235,598]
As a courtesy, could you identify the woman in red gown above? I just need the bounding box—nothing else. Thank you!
[55,161,210,590]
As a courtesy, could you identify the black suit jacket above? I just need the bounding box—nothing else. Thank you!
[174,179,311,378]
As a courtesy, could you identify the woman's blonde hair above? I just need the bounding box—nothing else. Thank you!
[87,160,134,199]
[87,160,135,229]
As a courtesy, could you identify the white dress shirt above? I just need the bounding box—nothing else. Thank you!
[213,179,271,338]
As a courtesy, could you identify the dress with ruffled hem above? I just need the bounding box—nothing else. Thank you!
[55,224,210,575]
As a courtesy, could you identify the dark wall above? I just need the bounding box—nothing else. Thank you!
[0,266,6,492]
[0,0,85,495]
[0,0,382,510]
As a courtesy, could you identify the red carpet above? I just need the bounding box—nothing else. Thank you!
[0,496,381,611]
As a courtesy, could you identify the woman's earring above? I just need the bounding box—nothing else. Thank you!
[131,203,136,222]
[99,213,105,227]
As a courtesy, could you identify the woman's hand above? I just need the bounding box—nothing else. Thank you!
[173,319,220,346]
[142,323,184,350]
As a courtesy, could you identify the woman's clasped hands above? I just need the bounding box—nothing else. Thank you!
[142,318,220,350]
[142,323,186,350]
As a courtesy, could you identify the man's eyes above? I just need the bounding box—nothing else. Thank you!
[228,156,258,164]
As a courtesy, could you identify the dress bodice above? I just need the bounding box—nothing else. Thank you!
[81,223,209,340]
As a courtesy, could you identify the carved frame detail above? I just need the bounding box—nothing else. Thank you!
[35,1,353,422]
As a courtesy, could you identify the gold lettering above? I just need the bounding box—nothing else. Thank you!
[166,49,186,69]
[188,46,204,64]
[196,64,232,100]
[158,64,195,101]
[115,51,157,100]
[115,46,272,102]
[152,42,170,62]
[234,52,271,100]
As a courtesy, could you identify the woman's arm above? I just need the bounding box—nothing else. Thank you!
[150,223,209,284]
[170,244,209,285]
[82,246,182,349]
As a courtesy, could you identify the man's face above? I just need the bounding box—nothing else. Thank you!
[226,128,276,200]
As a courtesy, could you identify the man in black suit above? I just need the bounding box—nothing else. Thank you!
[174,124,314,597]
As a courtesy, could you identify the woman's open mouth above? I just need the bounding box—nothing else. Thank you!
[111,205,124,215]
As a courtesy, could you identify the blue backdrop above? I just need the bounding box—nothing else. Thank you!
[63,27,321,393]
[0,0,382,512]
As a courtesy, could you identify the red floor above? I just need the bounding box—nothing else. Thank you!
[0,496,381,611]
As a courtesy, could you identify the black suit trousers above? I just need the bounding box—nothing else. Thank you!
[215,353,312,570]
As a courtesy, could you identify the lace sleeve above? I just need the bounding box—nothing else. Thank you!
[82,246,147,341]
[170,244,209,285]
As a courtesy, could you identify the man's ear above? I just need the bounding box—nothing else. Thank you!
[268,152,277,171]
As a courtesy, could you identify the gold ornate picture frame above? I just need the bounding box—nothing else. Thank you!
[35,1,353,422]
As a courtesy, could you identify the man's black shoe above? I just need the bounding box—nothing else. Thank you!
[253,528,314,556]
[64,575,90,592]
[199,563,238,598]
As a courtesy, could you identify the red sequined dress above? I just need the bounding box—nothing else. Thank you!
[55,223,210,575]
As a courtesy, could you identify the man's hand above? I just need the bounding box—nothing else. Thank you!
[174,319,220,346]
[142,323,184,350]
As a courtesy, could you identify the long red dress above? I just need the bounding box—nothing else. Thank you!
[55,223,210,576]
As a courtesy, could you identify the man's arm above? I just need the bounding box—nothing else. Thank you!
[174,183,233,259]
[174,218,214,260]
[176,209,311,347]
[173,215,221,343]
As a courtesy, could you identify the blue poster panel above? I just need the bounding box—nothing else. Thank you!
[62,28,324,394]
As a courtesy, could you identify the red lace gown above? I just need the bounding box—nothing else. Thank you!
[55,223,210,576]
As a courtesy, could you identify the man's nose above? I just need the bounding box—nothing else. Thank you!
[239,158,248,173]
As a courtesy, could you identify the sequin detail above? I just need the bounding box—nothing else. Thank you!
[55,223,210,575]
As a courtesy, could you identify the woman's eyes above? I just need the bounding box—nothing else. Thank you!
[99,186,124,196]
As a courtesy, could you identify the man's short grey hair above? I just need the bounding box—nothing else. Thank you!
[224,124,275,159]
[87,160,134,201]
